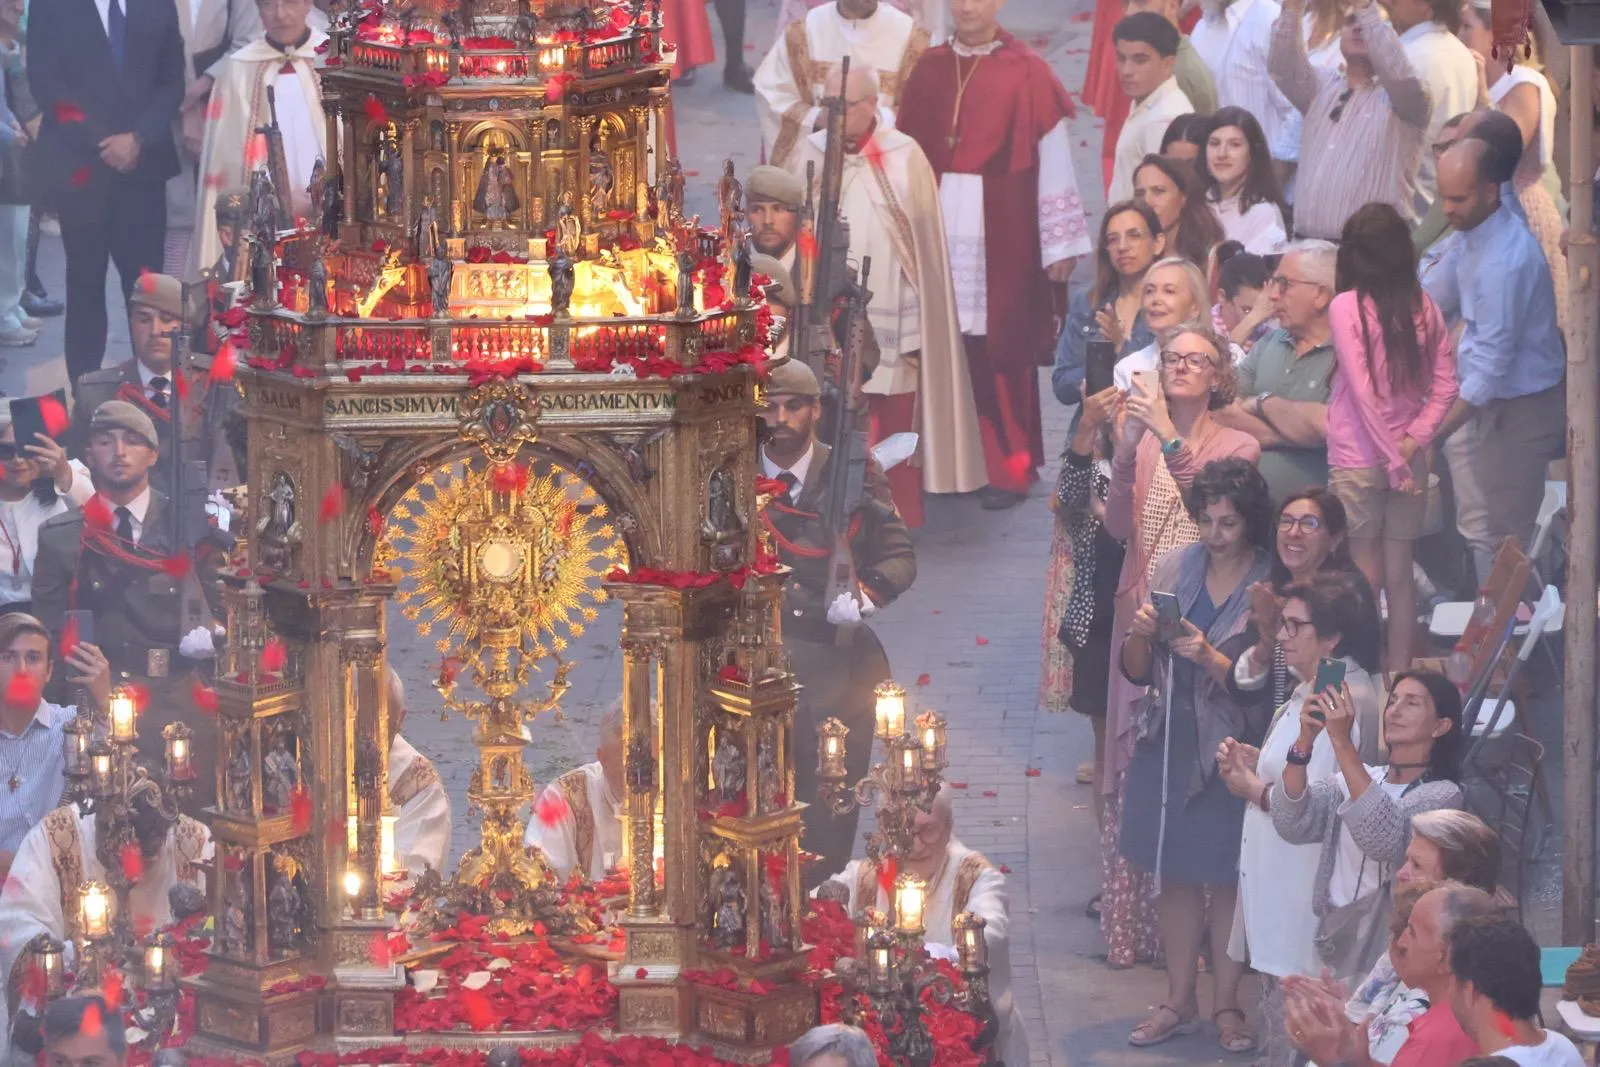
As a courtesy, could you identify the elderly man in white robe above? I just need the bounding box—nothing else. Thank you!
[818,789,1025,1065]
[755,0,931,167]
[792,63,984,529]
[523,702,624,883]
[189,0,328,277]
[0,782,209,1059]
[385,669,451,876]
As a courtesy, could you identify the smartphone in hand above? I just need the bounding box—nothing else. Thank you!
[1309,657,1346,721]
[1151,591,1182,642]
[1085,338,1117,396]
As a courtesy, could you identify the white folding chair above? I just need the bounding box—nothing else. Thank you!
[1464,584,1564,744]
[1430,481,1565,645]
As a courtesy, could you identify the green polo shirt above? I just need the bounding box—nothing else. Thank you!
[1175,38,1217,118]
[1236,328,1335,503]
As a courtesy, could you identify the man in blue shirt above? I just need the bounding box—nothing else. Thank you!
[1430,137,1565,562]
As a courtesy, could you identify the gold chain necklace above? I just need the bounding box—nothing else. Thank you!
[947,51,987,149]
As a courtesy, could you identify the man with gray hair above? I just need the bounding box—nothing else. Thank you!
[524,700,624,882]
[385,668,451,875]
[817,787,1024,1063]
[788,1023,877,1067]
[1214,240,1338,503]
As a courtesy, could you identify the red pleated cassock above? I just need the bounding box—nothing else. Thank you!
[898,29,1075,492]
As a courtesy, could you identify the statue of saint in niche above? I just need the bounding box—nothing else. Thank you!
[473,141,520,227]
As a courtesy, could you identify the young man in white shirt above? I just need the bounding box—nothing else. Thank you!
[1381,0,1477,206]
[1110,12,1195,203]
[1449,914,1588,1067]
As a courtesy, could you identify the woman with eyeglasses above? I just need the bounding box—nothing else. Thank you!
[1116,456,1274,1052]
[1202,108,1289,256]
[1112,257,1245,391]
[1051,201,1165,408]
[1270,668,1464,981]
[1232,488,1380,712]
[0,415,90,615]
[1096,327,1260,971]
[1215,572,1381,1066]
[1327,203,1457,672]
[1134,154,1225,269]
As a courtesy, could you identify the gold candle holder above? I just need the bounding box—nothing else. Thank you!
[108,688,137,744]
[873,682,907,742]
[79,881,112,941]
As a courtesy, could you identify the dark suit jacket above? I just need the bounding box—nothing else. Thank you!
[33,489,186,670]
[765,442,916,638]
[27,0,183,199]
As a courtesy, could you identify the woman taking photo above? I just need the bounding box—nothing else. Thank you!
[1326,203,1457,672]
[1202,108,1288,255]
[1134,154,1224,269]
[0,414,91,614]
[1118,457,1275,1052]
[1232,489,1380,711]
[1098,327,1259,971]
[1216,574,1381,1067]
[1051,201,1164,408]
[1270,668,1466,980]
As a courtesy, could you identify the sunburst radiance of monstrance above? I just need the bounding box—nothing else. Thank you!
[383,431,626,934]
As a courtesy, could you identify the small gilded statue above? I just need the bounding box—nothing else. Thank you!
[377,136,405,218]
[220,881,250,955]
[674,250,696,317]
[306,158,327,222]
[262,732,299,814]
[415,196,440,260]
[712,870,746,951]
[256,472,303,573]
[555,191,582,257]
[226,740,252,811]
[428,244,453,318]
[250,167,281,236]
[702,466,745,571]
[320,171,342,239]
[588,159,614,218]
[306,242,329,318]
[760,876,790,949]
[712,728,746,803]
[267,869,301,955]
[549,250,574,318]
[474,145,520,226]
[716,159,743,241]
[733,232,753,303]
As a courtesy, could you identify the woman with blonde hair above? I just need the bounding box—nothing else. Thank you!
[1113,257,1243,389]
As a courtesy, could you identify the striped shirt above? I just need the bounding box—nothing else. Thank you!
[0,700,74,852]
[1268,2,1430,241]
[1197,0,1299,160]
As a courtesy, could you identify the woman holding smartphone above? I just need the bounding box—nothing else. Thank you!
[1117,457,1274,1051]
[1216,573,1381,1067]
[1096,327,1260,972]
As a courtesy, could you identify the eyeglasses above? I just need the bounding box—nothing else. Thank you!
[1267,275,1320,293]
[1278,513,1324,533]
[1278,615,1313,639]
[1159,350,1214,371]
[1328,87,1356,123]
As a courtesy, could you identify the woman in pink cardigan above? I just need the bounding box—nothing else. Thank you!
[1326,204,1458,672]
[1096,324,1260,969]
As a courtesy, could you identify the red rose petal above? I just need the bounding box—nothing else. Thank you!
[975,636,989,646]
[876,854,897,895]
[209,341,237,383]
[363,93,389,125]
[634,967,648,980]
[3,673,38,709]
[69,166,91,187]
[120,842,144,882]
[949,781,969,789]
[915,672,931,686]
[60,616,80,660]
[191,681,219,715]
[534,790,570,828]
[290,787,312,833]
[39,396,67,438]
[53,100,85,124]
[319,484,345,523]
[981,790,998,797]
[1025,767,1042,777]
[160,553,192,578]
[261,639,288,673]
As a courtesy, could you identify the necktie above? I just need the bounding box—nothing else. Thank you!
[776,471,798,503]
[149,376,170,409]
[107,0,126,73]
[114,505,134,542]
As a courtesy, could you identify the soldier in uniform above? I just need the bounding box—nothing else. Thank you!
[68,273,241,490]
[205,189,249,284]
[32,401,220,812]
[760,360,914,887]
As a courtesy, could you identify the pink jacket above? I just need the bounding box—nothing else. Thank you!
[1326,291,1458,488]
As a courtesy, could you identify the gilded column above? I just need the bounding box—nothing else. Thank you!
[620,633,658,918]
[339,634,388,920]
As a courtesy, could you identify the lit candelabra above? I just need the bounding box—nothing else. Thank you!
[45,685,196,1050]
[815,682,995,1066]
[815,682,947,864]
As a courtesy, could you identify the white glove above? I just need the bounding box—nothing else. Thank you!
[825,591,878,624]
[180,625,217,660]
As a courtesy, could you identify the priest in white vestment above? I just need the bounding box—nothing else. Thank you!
[524,702,624,883]
[0,787,209,1058]
[385,670,451,876]
[825,793,1024,1067]
[755,0,931,167]
[820,790,1025,1065]
[791,65,984,527]
[190,0,328,278]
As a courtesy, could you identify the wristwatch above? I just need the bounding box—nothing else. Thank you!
[1253,392,1271,418]
[1285,745,1313,766]
[1160,435,1183,456]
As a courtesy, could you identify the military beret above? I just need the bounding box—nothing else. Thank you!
[748,165,805,210]
[750,253,794,308]
[767,358,820,399]
[128,273,184,320]
[216,189,249,227]
[90,400,159,449]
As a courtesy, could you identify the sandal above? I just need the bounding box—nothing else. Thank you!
[1129,1005,1199,1047]
[1215,1008,1257,1054]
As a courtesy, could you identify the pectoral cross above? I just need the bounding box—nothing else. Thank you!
[8,774,20,792]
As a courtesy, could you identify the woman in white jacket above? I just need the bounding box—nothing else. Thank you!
[1216,572,1382,1067]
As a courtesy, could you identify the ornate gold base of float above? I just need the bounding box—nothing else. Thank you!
[184,974,321,1062]
[693,982,820,1060]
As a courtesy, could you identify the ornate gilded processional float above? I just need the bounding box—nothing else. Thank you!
[186,0,821,1059]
